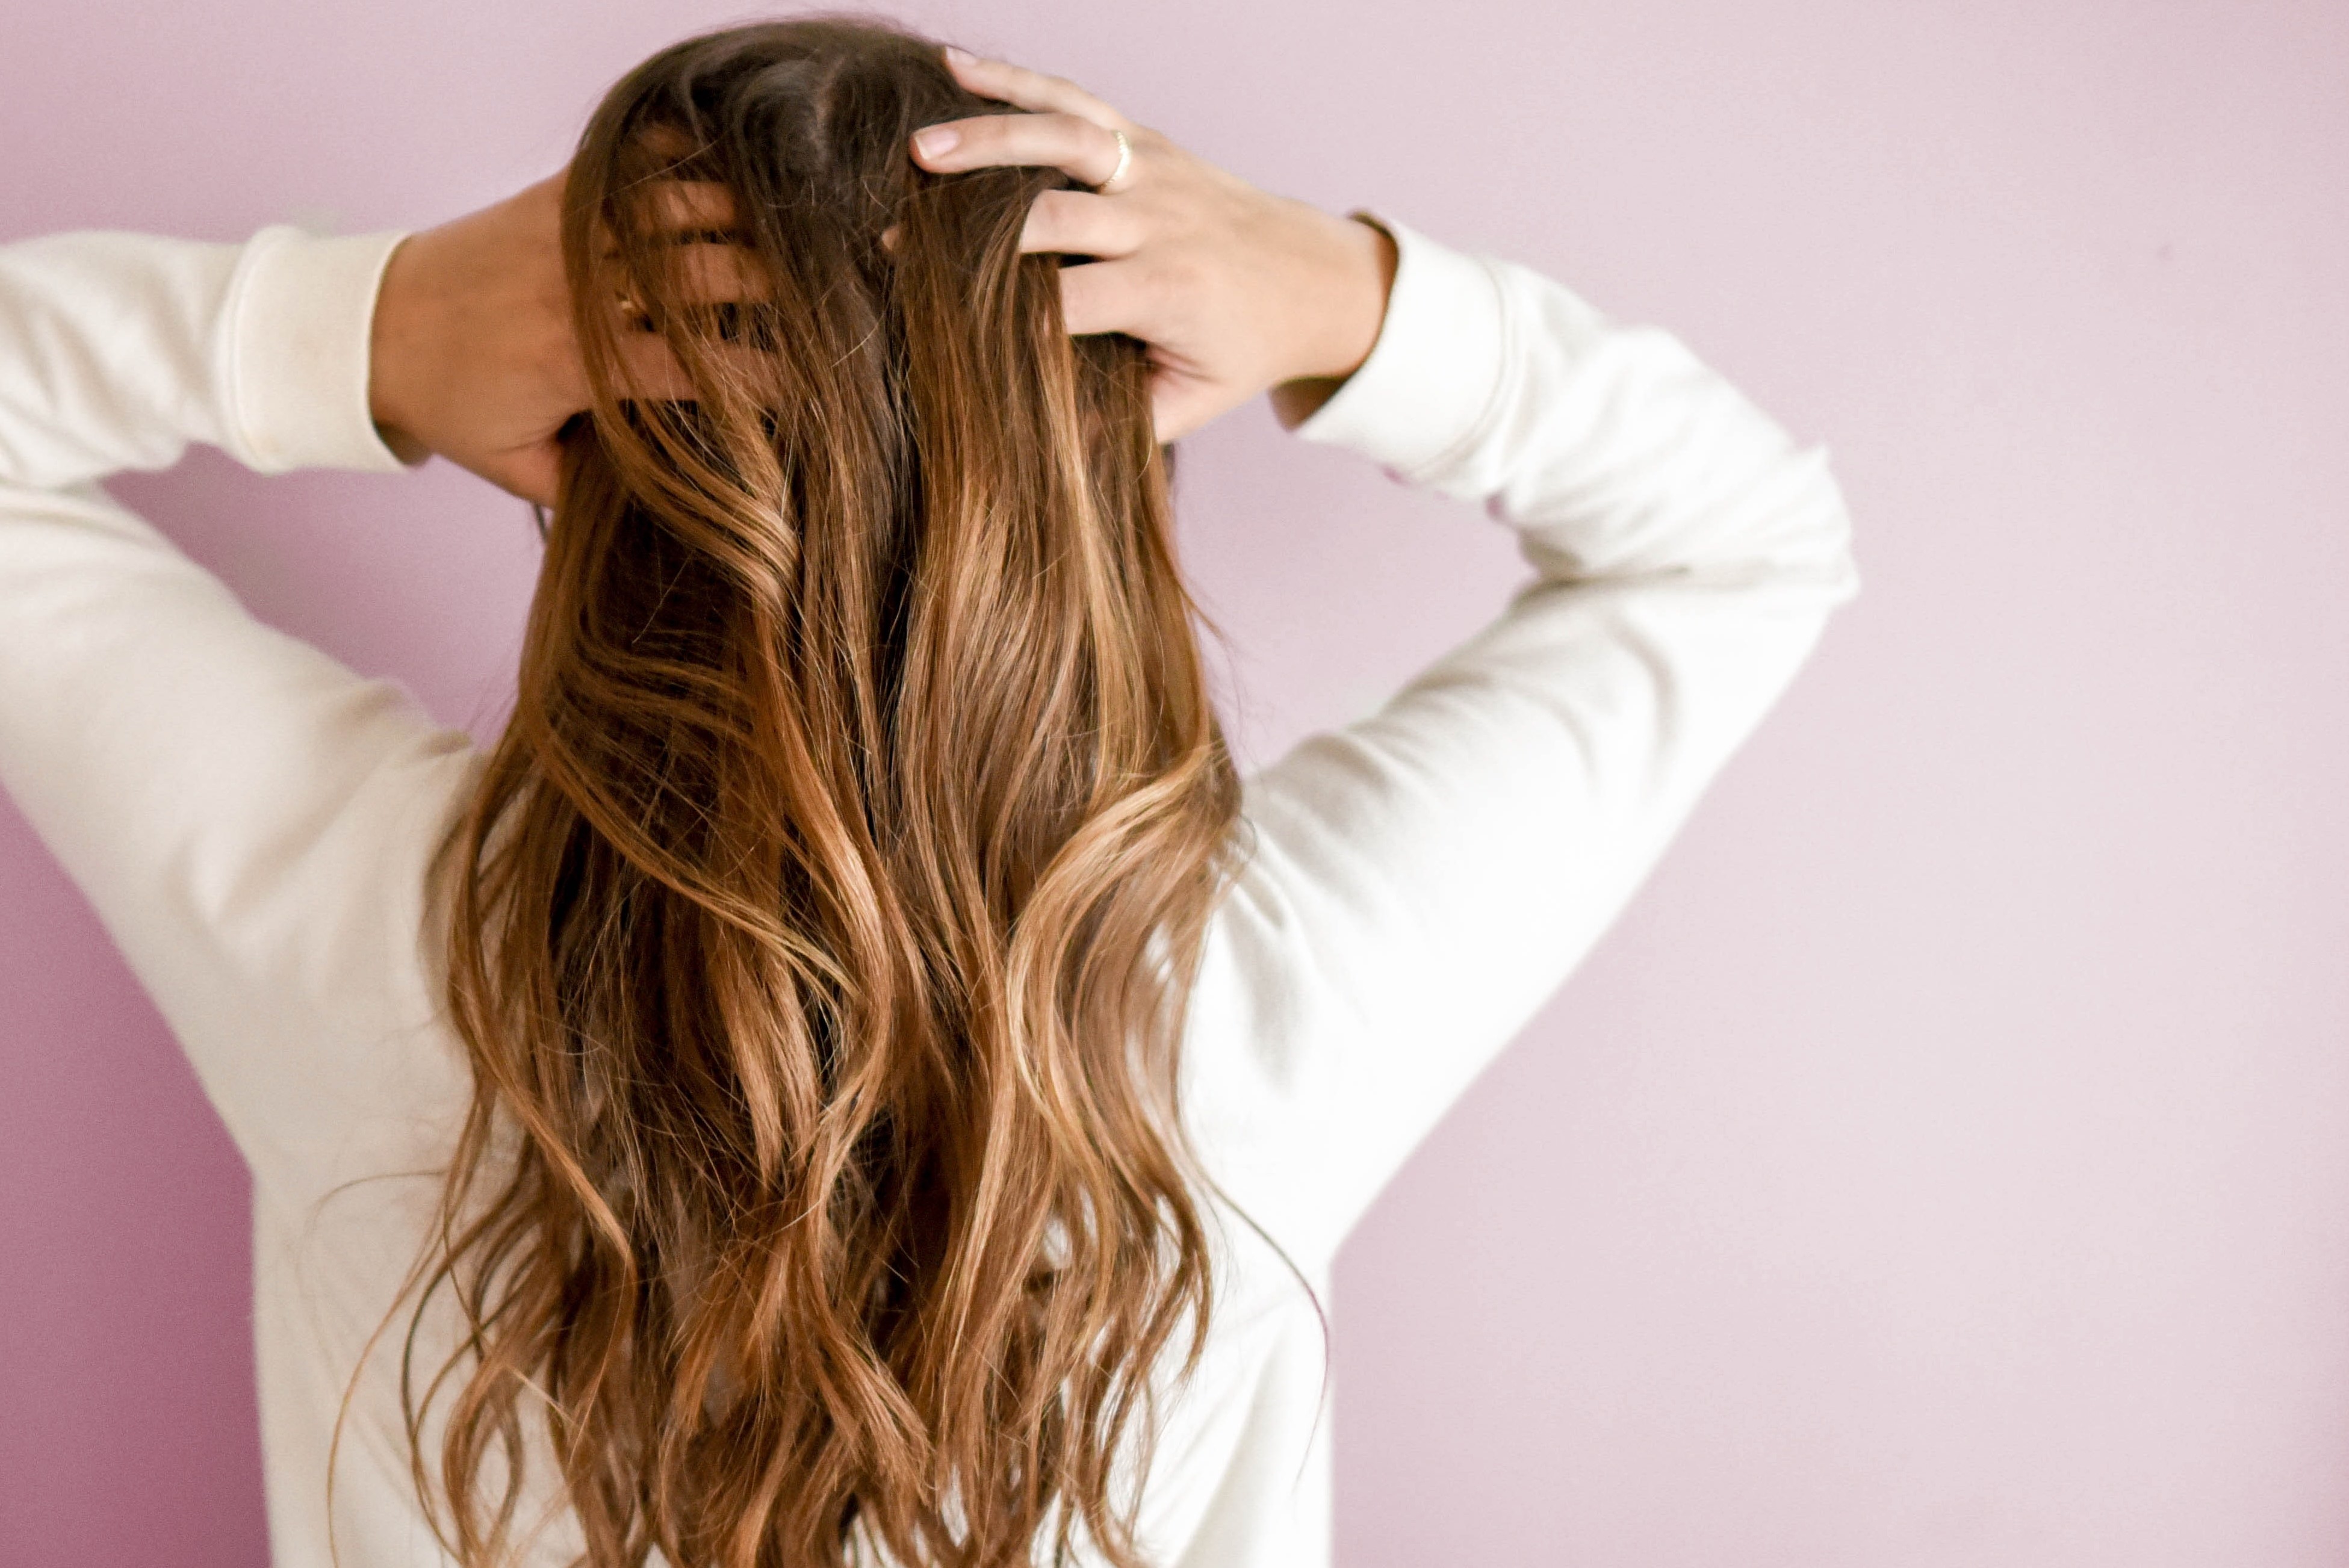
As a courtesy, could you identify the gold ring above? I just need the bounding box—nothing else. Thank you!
[1098,128,1132,194]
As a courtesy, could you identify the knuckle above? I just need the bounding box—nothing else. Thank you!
[1131,262,1176,314]
[1155,248,1203,292]
[1109,207,1152,253]
[1057,273,1105,330]
[1026,189,1078,241]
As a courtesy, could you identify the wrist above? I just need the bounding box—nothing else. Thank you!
[1296,210,1397,383]
[367,234,433,465]
[1269,211,1397,428]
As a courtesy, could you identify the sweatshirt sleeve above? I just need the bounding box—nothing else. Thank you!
[0,227,482,1209]
[1180,218,1860,1270]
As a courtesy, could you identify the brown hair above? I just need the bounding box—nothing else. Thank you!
[396,16,1243,1567]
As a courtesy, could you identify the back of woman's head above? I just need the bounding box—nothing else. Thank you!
[411,17,1243,1568]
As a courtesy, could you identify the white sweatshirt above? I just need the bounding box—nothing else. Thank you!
[0,215,1857,1567]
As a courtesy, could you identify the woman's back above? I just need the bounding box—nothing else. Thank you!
[0,22,1856,1567]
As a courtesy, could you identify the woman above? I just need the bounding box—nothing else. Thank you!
[0,17,1857,1568]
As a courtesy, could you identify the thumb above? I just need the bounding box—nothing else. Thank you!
[476,441,563,510]
[1149,373,1235,445]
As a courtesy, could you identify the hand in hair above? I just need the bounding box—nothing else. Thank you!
[910,48,1399,439]
[367,172,735,506]
[367,44,1391,500]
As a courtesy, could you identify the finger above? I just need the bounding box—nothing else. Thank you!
[940,48,1128,130]
[1018,189,1146,259]
[641,179,740,238]
[1055,258,1154,338]
[597,249,771,316]
[913,110,1126,189]
[1150,380,1213,445]
[593,181,742,261]
[666,240,766,303]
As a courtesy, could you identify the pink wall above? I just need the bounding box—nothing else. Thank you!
[5,1,2348,1563]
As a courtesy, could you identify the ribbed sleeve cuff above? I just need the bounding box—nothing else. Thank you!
[219,226,411,476]
[1289,214,1511,483]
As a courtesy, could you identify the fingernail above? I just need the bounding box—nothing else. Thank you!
[913,126,958,160]
[943,45,973,64]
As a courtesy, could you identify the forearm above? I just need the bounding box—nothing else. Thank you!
[1202,220,1859,1259]
[0,227,408,492]
[1300,220,1857,592]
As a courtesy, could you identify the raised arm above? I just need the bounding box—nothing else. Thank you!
[0,228,406,486]
[1184,220,1858,1266]
[0,226,480,1201]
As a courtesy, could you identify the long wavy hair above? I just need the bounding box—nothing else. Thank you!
[394,18,1244,1567]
